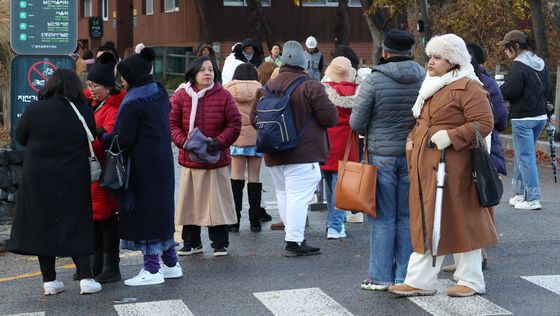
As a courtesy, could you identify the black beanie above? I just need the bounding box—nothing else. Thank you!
[466,43,486,64]
[382,29,415,54]
[117,47,156,87]
[87,52,117,87]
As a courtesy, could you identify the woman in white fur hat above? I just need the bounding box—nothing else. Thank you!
[388,34,498,298]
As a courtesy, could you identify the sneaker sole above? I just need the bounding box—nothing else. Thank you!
[162,272,183,279]
[447,290,476,297]
[124,279,165,286]
[361,284,389,291]
[283,250,321,257]
[177,248,203,256]
[44,289,64,295]
[80,287,102,295]
[389,289,437,296]
[213,252,228,257]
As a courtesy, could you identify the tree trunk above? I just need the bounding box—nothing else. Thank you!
[406,0,427,65]
[335,0,351,46]
[360,0,384,65]
[419,0,431,42]
[546,0,560,47]
[528,0,549,59]
[193,0,211,44]
[246,0,276,51]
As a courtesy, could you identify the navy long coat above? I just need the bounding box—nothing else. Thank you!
[9,95,95,256]
[105,81,175,241]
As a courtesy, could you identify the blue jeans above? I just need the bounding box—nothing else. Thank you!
[322,170,347,232]
[512,119,546,201]
[367,155,413,285]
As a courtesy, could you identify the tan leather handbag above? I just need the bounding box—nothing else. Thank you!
[334,131,377,218]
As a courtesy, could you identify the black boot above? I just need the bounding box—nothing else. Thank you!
[248,183,265,232]
[230,179,245,232]
[284,240,321,257]
[73,252,102,280]
[94,252,121,283]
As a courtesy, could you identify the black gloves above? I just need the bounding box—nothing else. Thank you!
[207,138,221,151]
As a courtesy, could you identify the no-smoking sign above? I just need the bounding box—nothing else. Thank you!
[27,60,57,92]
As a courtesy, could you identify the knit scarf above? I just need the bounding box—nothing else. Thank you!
[412,63,482,118]
[176,82,215,133]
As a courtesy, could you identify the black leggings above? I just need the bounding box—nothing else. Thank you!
[38,255,92,282]
[94,212,119,253]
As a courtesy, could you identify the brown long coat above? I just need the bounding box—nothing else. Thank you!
[406,78,498,256]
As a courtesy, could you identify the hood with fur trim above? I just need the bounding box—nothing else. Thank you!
[323,81,359,109]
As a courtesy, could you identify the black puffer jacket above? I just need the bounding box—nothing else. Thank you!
[501,59,554,119]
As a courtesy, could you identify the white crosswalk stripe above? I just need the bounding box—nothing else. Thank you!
[521,275,560,295]
[254,287,354,316]
[3,313,45,316]
[113,299,194,316]
[408,279,513,316]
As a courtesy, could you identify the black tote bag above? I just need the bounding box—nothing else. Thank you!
[99,135,129,190]
[471,122,503,207]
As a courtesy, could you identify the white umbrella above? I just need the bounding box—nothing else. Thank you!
[432,149,446,267]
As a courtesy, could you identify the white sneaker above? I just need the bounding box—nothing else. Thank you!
[327,227,346,239]
[79,278,102,295]
[159,262,183,279]
[515,200,542,210]
[346,212,364,223]
[508,194,524,206]
[124,269,164,286]
[43,280,64,295]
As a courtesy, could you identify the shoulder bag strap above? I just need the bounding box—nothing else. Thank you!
[67,99,96,158]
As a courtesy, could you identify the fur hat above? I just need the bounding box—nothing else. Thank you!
[87,52,117,87]
[117,47,156,87]
[305,36,317,49]
[325,57,356,82]
[425,34,471,67]
[281,41,308,69]
[382,29,415,54]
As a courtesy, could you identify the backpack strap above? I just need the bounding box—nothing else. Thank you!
[262,75,308,97]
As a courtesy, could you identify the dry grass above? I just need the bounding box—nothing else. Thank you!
[0,126,9,148]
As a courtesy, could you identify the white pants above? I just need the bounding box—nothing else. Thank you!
[268,163,321,243]
[404,249,486,294]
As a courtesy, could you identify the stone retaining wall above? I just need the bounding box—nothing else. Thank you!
[0,149,23,224]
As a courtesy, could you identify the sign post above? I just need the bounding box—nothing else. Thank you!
[10,0,77,55]
[9,0,77,150]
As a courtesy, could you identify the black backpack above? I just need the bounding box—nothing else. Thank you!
[255,76,312,153]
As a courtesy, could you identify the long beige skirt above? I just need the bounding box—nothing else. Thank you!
[175,166,237,226]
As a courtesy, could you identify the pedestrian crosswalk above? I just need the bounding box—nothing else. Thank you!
[3,276,560,316]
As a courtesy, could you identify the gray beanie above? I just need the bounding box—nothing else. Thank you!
[281,41,308,69]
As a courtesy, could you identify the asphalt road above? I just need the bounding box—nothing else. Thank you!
[0,158,559,316]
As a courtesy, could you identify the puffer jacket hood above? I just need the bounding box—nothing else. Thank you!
[223,80,261,103]
[374,59,425,84]
[515,51,545,71]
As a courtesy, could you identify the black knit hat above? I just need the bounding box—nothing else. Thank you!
[87,52,117,87]
[382,29,415,54]
[117,47,156,87]
[466,43,486,64]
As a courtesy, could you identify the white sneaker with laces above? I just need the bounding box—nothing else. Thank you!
[327,226,347,239]
[159,262,183,279]
[124,269,164,286]
[79,278,102,294]
[509,194,524,206]
[43,280,64,295]
[515,200,542,210]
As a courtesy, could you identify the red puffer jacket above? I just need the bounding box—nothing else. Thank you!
[85,88,125,220]
[169,83,241,170]
[321,81,359,172]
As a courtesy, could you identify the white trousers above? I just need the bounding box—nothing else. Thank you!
[404,249,486,294]
[268,163,321,243]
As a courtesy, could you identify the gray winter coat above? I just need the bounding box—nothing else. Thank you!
[350,58,425,156]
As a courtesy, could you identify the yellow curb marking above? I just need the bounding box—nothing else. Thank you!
[0,253,142,283]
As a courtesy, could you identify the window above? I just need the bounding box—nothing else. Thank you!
[301,0,360,6]
[348,0,361,6]
[146,0,154,15]
[102,0,109,21]
[164,0,180,12]
[83,0,92,17]
[223,0,271,7]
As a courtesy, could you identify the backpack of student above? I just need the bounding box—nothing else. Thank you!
[255,76,312,153]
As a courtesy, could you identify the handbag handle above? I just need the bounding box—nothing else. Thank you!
[342,131,369,164]
[67,99,96,159]
[108,134,122,153]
